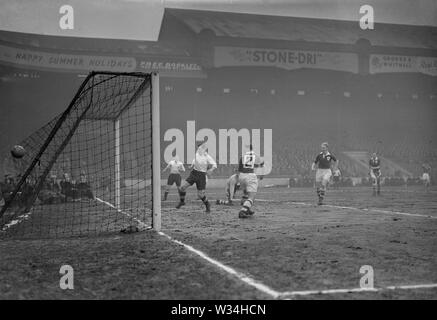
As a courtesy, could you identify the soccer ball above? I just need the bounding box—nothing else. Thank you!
[11,145,26,158]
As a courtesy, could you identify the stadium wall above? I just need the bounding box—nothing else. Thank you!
[1,9,437,181]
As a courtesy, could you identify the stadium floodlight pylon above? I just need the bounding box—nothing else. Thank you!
[0,71,161,238]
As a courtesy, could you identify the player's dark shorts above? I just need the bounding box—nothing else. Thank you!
[185,169,207,190]
[167,173,182,187]
[333,175,340,182]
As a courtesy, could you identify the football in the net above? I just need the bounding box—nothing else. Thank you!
[11,145,26,158]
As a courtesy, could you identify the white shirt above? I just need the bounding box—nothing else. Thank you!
[167,160,185,174]
[191,153,217,173]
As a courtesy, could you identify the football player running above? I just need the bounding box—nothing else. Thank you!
[311,142,339,205]
[369,153,382,196]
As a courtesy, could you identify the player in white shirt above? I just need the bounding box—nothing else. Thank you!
[421,163,431,193]
[216,171,240,205]
[162,155,185,201]
[332,167,341,190]
[176,141,217,212]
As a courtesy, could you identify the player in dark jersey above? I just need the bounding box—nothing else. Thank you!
[311,142,338,205]
[238,144,264,218]
[369,153,381,196]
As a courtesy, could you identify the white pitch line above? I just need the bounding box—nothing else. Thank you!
[94,198,280,299]
[322,204,437,219]
[158,231,281,299]
[99,197,437,299]
[162,196,435,219]
[255,198,436,219]
[95,197,148,228]
[280,283,437,297]
[1,211,32,231]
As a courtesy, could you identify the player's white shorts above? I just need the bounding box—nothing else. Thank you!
[370,170,381,180]
[239,172,258,193]
[316,169,332,183]
[422,173,430,184]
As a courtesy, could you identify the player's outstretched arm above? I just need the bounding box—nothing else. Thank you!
[254,160,265,168]
[162,163,170,173]
[253,152,264,168]
[206,155,217,175]
[179,163,186,172]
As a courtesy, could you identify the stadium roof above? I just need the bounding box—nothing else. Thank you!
[167,9,437,50]
[0,8,436,55]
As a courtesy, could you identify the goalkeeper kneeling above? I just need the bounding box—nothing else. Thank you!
[216,172,240,205]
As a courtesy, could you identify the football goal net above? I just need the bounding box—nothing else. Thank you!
[0,72,161,239]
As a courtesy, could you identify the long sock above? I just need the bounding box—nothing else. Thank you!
[200,196,209,205]
[179,191,186,203]
[320,188,325,199]
[241,199,253,213]
[164,191,168,200]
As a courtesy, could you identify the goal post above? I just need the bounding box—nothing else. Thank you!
[0,71,161,239]
[151,72,161,232]
[114,118,121,210]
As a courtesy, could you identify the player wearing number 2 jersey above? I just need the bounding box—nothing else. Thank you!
[238,144,264,219]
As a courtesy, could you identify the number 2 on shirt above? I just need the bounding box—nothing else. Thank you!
[243,154,255,169]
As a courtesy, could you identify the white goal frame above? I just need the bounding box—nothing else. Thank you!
[113,72,161,231]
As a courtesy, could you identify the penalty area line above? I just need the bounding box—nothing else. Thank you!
[322,204,437,219]
[280,283,437,298]
[158,231,281,299]
[255,198,436,219]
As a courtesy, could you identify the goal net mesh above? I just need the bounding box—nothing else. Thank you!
[0,72,154,239]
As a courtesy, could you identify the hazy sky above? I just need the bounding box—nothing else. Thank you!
[165,0,437,26]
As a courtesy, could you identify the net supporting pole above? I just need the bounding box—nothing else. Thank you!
[115,119,121,209]
[151,72,161,231]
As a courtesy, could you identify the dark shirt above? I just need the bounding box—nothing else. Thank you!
[238,151,259,174]
[369,158,381,169]
[314,152,337,169]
